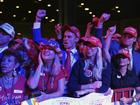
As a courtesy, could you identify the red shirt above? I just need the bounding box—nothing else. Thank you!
[38,69,65,93]
[0,76,26,105]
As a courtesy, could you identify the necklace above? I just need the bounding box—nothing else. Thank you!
[1,77,15,105]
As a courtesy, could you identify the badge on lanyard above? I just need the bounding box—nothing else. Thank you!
[84,69,93,77]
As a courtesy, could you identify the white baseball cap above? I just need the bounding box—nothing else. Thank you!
[0,23,15,38]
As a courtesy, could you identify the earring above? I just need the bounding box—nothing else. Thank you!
[13,68,17,77]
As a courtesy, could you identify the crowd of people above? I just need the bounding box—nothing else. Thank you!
[0,9,140,105]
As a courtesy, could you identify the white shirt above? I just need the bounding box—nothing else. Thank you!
[70,48,78,67]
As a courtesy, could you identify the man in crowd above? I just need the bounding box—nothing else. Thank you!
[0,23,15,58]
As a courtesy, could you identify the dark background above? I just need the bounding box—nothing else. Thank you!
[0,0,140,38]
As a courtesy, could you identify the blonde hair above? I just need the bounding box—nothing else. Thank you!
[51,54,61,75]
[84,47,103,80]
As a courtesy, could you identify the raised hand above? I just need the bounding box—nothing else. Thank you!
[85,22,94,37]
[106,25,116,36]
[99,13,111,23]
[87,22,93,29]
[55,23,62,35]
[92,17,99,27]
[96,13,110,28]
[35,9,46,22]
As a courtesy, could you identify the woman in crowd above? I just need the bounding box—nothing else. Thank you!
[110,49,140,104]
[27,42,66,102]
[104,26,140,90]
[0,50,26,105]
[104,26,140,104]
[9,38,34,78]
[67,36,111,97]
[111,49,140,90]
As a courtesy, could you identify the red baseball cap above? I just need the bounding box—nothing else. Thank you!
[123,26,137,37]
[117,49,130,59]
[85,36,102,48]
[38,40,62,58]
[63,25,80,38]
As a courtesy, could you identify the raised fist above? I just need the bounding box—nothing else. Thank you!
[36,9,46,19]
[99,13,111,23]
[92,17,99,26]
[107,25,116,35]
[87,22,93,29]
[55,23,62,35]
